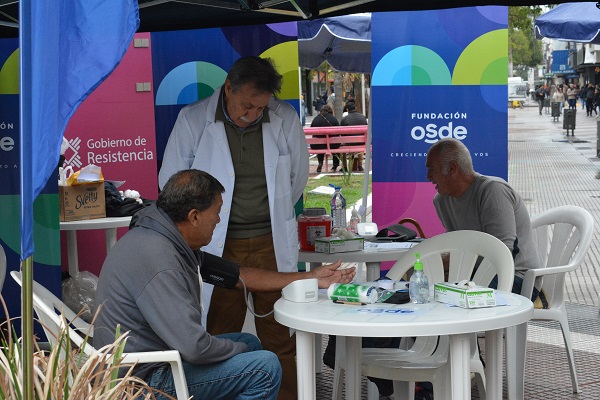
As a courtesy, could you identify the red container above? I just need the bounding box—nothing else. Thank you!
[298,208,332,251]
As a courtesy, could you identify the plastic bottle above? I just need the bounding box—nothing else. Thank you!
[349,206,360,234]
[329,184,347,229]
[409,253,429,304]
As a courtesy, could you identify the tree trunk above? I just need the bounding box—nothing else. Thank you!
[333,72,344,120]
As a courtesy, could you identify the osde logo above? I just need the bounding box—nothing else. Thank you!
[410,122,467,144]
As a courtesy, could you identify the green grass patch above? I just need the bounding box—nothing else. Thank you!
[303,174,371,211]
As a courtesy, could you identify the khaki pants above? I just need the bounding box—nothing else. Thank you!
[207,233,297,400]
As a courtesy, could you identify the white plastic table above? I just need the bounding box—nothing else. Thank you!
[60,216,132,277]
[274,292,533,400]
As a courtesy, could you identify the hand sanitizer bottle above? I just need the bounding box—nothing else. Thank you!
[409,253,429,304]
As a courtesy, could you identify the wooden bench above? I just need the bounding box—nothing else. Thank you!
[304,125,368,172]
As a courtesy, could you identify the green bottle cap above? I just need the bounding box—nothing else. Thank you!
[414,253,423,271]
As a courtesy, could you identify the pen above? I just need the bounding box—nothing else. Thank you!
[333,300,367,306]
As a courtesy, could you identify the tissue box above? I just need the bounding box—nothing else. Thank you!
[59,182,106,222]
[434,282,496,308]
[314,236,364,253]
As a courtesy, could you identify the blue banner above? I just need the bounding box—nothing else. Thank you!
[371,7,508,237]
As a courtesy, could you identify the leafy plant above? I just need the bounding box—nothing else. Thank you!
[0,297,174,400]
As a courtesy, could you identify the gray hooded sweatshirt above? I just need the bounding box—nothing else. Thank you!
[94,203,248,379]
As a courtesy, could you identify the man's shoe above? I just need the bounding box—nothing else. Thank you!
[358,166,364,172]
[316,163,322,173]
[332,166,338,172]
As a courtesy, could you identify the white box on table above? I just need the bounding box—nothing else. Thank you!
[314,236,364,253]
[434,282,496,308]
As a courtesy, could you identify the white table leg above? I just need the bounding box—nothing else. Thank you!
[345,336,362,400]
[66,230,79,277]
[365,261,380,282]
[314,333,322,373]
[296,330,316,400]
[506,322,527,400]
[485,329,503,400]
[105,227,118,253]
[308,262,323,374]
[449,333,471,400]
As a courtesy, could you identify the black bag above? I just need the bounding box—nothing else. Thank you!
[105,182,153,217]
[375,223,417,242]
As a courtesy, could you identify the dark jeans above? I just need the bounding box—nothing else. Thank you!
[488,274,540,301]
[317,153,340,167]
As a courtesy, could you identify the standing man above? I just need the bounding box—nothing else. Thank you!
[535,84,546,115]
[425,138,542,300]
[158,56,309,399]
[340,101,367,172]
[95,169,355,400]
[567,84,577,109]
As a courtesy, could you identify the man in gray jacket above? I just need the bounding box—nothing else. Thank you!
[95,169,355,400]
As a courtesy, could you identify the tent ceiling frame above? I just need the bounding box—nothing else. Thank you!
[140,0,309,18]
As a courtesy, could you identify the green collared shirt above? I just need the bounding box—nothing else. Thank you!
[216,90,272,239]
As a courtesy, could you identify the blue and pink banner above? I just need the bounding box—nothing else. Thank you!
[371,7,509,241]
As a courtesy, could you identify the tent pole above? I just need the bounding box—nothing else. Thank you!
[361,91,372,223]
[361,74,366,117]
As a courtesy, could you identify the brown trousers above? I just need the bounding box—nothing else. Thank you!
[206,233,297,400]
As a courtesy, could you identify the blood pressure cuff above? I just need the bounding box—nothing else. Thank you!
[375,224,417,242]
[199,252,240,289]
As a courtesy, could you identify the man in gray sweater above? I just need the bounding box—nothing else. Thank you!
[426,138,542,300]
[94,169,355,400]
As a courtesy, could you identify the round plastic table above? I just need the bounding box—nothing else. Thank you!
[274,291,533,400]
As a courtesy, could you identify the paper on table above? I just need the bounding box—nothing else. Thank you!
[364,242,416,250]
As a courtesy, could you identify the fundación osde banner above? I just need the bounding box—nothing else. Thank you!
[371,7,509,240]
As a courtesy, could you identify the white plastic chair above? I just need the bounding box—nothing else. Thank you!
[11,271,190,400]
[506,205,594,398]
[332,230,514,400]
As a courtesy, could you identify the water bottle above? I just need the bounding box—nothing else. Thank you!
[349,206,360,234]
[329,184,347,229]
[409,253,429,304]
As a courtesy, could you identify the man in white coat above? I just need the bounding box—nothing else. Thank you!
[158,56,308,400]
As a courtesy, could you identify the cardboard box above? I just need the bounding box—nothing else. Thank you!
[314,236,364,253]
[59,182,106,222]
[434,282,496,308]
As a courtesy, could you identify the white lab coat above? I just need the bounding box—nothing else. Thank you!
[158,87,309,319]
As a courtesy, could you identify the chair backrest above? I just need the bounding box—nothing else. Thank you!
[385,230,515,291]
[10,271,94,355]
[530,205,594,307]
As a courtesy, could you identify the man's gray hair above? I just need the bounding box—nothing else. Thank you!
[227,56,282,96]
[157,169,225,223]
[428,138,474,175]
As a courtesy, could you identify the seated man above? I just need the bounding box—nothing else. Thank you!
[426,138,544,303]
[94,169,356,400]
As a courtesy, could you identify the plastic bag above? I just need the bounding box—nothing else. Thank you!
[62,271,98,323]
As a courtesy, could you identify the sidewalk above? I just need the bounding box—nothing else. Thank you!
[314,103,600,399]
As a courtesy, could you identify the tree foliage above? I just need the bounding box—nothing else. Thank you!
[508,6,545,69]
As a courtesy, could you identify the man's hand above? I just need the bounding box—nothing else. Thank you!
[310,260,356,289]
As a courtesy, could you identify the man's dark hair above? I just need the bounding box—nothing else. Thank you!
[227,56,282,96]
[346,101,356,111]
[157,170,225,223]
